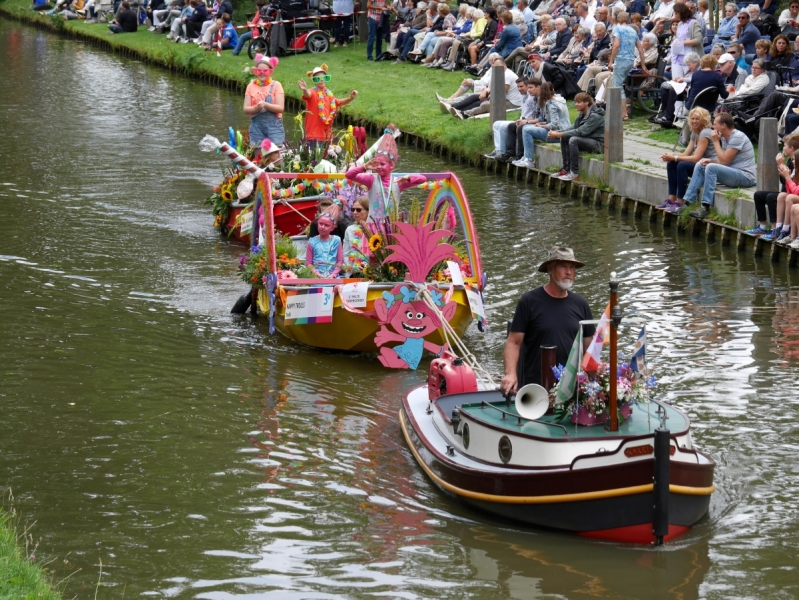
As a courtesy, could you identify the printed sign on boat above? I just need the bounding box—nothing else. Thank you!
[465,284,486,326]
[340,282,369,308]
[284,287,334,325]
[240,210,254,234]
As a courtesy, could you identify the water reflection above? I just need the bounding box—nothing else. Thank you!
[1,20,799,600]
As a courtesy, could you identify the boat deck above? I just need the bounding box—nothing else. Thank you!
[440,391,689,439]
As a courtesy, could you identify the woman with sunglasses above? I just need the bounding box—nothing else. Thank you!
[243,55,285,153]
[342,196,371,277]
[298,65,358,150]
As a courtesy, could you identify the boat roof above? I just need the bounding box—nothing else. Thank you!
[438,391,689,441]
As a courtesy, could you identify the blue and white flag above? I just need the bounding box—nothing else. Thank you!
[630,326,646,374]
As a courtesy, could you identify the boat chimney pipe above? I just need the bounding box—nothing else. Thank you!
[608,272,619,432]
[540,346,556,392]
[653,427,671,545]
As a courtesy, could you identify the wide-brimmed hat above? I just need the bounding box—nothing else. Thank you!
[537,246,586,273]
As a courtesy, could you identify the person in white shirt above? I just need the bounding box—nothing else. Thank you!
[575,2,596,31]
[651,0,675,22]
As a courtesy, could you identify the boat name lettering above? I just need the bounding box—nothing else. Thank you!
[287,301,305,309]
[624,444,676,458]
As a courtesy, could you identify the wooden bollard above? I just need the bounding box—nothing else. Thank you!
[633,200,643,218]
[720,225,731,246]
[594,188,603,206]
[604,87,623,183]
[489,64,506,128]
[706,222,716,242]
[757,118,779,193]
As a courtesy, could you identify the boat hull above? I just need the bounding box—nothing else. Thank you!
[274,286,475,353]
[399,389,715,544]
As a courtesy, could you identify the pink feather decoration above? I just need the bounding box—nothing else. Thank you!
[382,221,457,282]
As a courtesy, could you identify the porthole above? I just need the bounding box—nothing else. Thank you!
[462,422,470,450]
[498,435,512,464]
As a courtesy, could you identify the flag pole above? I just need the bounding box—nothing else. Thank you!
[608,272,619,432]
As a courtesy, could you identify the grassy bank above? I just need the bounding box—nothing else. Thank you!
[0,0,500,158]
[0,508,62,599]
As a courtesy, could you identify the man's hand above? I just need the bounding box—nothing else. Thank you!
[711,130,721,143]
[500,373,518,395]
[700,158,712,166]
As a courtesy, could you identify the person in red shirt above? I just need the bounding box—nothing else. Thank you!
[297,64,358,150]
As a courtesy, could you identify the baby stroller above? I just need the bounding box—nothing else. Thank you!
[248,0,330,58]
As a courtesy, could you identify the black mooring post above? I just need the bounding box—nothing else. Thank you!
[653,427,671,545]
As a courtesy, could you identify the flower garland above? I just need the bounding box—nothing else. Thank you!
[252,77,273,86]
[271,179,344,199]
[416,180,445,191]
[316,88,337,126]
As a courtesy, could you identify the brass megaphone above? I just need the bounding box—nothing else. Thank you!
[515,384,550,421]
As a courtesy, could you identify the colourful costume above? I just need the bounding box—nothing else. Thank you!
[345,166,425,220]
[246,79,285,147]
[306,235,343,278]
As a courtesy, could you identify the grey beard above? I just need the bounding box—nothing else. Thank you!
[554,279,573,291]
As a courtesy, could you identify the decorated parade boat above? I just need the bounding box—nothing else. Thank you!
[244,170,486,356]
[400,274,715,544]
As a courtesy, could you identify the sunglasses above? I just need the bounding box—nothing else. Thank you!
[252,67,273,76]
[312,75,332,83]
[738,15,749,19]
[352,207,365,213]
[729,50,739,54]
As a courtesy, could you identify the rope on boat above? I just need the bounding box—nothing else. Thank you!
[275,197,313,225]
[410,283,497,388]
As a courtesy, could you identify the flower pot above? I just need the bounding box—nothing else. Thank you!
[571,403,632,426]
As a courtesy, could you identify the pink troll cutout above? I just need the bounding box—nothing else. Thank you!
[373,221,459,370]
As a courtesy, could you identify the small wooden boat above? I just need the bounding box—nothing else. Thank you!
[251,171,486,358]
[400,276,715,544]
[225,197,320,244]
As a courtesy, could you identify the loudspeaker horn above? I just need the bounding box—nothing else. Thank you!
[515,384,549,421]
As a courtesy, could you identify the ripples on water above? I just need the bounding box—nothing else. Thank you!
[1,21,798,599]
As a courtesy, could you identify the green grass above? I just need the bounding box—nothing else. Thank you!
[0,509,62,600]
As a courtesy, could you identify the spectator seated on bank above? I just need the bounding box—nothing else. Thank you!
[575,23,612,91]
[676,113,757,220]
[491,10,524,59]
[109,1,138,33]
[212,13,238,50]
[779,0,799,39]
[424,4,475,68]
[774,151,799,249]
[465,6,498,67]
[444,55,525,119]
[749,3,780,39]
[542,17,572,62]
[746,135,799,242]
[732,8,761,57]
[486,77,540,162]
[525,52,579,100]
[184,0,210,41]
[705,3,739,52]
[30,0,51,11]
[548,92,605,182]
[652,52,702,126]
[723,58,770,99]
[555,25,590,70]
[416,3,458,62]
[657,107,716,214]
[513,81,572,169]
[166,0,193,40]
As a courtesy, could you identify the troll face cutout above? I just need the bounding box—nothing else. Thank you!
[371,220,459,370]
[374,285,457,369]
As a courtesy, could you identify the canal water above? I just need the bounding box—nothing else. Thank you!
[1,20,798,599]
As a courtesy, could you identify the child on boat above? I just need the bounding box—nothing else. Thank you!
[243,54,285,153]
[306,213,343,278]
[345,125,426,221]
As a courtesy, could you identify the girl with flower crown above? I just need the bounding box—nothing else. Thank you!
[345,124,427,221]
[297,64,358,150]
[243,55,285,152]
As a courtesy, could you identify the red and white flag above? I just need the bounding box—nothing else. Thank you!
[581,302,610,372]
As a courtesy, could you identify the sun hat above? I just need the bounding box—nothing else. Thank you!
[261,139,282,156]
[537,246,586,273]
[717,52,735,64]
[307,64,328,77]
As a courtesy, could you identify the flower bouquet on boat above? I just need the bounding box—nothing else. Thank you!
[400,272,716,545]
[208,126,487,358]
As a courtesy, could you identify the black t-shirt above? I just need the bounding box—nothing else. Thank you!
[510,286,595,387]
[309,218,347,241]
[117,9,138,32]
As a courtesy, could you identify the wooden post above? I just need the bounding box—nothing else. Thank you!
[607,273,619,432]
[604,87,623,183]
[357,3,367,44]
[758,117,779,194]
[489,64,506,128]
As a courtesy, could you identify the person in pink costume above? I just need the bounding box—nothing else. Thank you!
[345,124,427,220]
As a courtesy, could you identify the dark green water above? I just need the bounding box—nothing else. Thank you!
[1,20,798,599]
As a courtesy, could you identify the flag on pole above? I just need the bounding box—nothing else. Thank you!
[581,302,611,372]
[555,330,582,405]
[630,325,646,374]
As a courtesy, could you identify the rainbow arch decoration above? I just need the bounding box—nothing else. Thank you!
[416,173,484,290]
